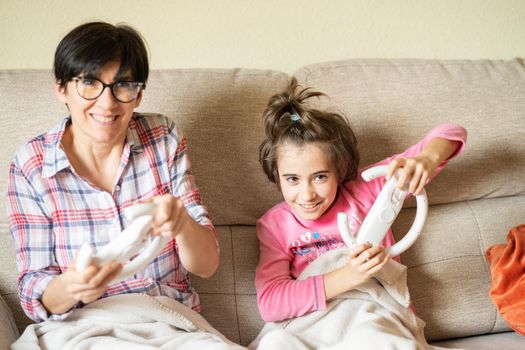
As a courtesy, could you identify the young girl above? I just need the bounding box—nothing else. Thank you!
[251,79,466,349]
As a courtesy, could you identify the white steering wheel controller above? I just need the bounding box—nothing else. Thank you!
[76,203,170,283]
[339,165,428,257]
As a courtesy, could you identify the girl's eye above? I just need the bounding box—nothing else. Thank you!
[82,78,95,85]
[285,176,298,184]
[314,174,328,182]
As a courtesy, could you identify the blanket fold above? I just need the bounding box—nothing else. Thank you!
[485,224,525,336]
[11,293,245,350]
[249,247,453,349]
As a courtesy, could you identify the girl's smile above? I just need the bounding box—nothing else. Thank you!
[277,142,339,221]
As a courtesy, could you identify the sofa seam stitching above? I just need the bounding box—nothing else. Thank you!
[295,60,517,70]
[229,225,242,344]
[466,200,497,333]
[407,254,480,269]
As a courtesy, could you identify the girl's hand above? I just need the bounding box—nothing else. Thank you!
[386,156,438,195]
[323,243,390,300]
[149,194,192,238]
[386,137,462,195]
[343,243,390,286]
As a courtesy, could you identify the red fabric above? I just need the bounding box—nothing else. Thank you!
[485,224,525,336]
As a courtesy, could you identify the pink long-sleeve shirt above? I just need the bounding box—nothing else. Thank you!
[255,124,467,322]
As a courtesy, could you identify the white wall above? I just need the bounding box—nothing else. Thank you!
[2,0,524,73]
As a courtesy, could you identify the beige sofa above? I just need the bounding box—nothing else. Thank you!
[1,58,524,349]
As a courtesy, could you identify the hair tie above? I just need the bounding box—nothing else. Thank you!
[290,113,300,122]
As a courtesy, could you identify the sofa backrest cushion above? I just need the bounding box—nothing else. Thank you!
[137,69,289,225]
[294,59,525,207]
[0,69,290,229]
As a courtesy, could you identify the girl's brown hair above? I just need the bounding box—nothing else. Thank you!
[259,78,360,185]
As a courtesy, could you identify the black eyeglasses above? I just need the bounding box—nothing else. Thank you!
[71,77,145,103]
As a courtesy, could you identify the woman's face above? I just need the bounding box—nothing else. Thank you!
[55,61,142,147]
[277,142,339,221]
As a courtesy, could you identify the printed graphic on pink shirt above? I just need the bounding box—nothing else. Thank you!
[290,212,362,263]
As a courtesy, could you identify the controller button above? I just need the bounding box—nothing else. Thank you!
[391,188,404,205]
[380,208,396,223]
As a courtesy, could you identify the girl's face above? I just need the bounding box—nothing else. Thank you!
[54,60,142,147]
[277,142,339,221]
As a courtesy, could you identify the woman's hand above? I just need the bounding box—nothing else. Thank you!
[386,156,438,195]
[149,194,192,238]
[64,260,122,303]
[324,243,390,300]
[144,194,219,278]
[42,258,122,314]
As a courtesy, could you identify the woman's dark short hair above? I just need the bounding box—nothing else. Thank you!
[259,78,360,185]
[54,22,149,86]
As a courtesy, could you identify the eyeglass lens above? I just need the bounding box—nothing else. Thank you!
[74,78,143,103]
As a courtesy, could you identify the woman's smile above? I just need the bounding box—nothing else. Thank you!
[91,113,119,124]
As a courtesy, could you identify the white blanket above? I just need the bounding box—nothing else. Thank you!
[12,293,246,350]
[249,247,460,350]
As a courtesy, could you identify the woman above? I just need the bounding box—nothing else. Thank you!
[7,22,238,349]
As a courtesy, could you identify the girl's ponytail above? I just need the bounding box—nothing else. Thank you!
[262,78,324,139]
[259,78,359,185]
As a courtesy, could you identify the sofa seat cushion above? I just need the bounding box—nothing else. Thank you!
[430,331,524,349]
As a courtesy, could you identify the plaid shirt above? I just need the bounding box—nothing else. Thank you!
[7,113,216,322]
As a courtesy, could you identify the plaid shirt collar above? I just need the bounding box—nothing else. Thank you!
[41,114,144,178]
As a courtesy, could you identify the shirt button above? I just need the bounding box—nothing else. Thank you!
[115,185,121,192]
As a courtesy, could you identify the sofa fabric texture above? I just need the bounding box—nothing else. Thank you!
[0,58,524,348]
[0,294,18,349]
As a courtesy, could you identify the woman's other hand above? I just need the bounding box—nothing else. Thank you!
[64,259,122,304]
[42,258,122,314]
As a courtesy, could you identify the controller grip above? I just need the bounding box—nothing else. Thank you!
[76,244,95,272]
[112,235,170,283]
[358,165,428,257]
[337,213,357,247]
[125,202,157,221]
[386,190,427,256]
[75,207,170,283]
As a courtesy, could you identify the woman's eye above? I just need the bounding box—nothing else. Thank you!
[116,82,133,89]
[82,78,95,86]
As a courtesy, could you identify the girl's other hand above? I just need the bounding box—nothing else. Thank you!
[344,243,390,286]
[323,243,390,300]
[386,156,438,195]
